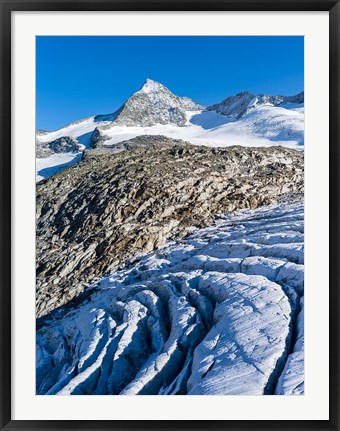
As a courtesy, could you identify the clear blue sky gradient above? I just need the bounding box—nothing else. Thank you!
[36,36,304,131]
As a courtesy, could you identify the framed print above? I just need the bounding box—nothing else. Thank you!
[1,1,339,430]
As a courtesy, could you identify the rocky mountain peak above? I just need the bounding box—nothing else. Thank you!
[138,78,167,94]
[237,91,251,96]
[109,79,203,128]
[208,90,304,119]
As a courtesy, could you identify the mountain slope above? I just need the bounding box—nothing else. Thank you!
[91,105,303,151]
[36,137,303,318]
[207,91,304,118]
[112,79,203,127]
[36,81,304,182]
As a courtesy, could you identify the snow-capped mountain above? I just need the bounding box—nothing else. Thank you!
[207,91,304,119]
[111,78,203,127]
[90,104,304,152]
[36,80,304,182]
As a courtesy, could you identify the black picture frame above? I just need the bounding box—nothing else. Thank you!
[1,1,339,430]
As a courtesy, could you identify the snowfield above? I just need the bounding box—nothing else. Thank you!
[96,106,304,149]
[36,104,304,182]
[36,152,83,182]
[37,198,304,395]
[36,117,111,147]
[35,80,304,182]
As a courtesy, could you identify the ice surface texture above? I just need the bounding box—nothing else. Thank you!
[37,199,304,395]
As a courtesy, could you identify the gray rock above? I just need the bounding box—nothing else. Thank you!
[36,136,304,318]
[36,136,81,158]
[111,79,203,127]
[208,91,304,119]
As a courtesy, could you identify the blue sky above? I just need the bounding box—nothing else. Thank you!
[36,36,304,131]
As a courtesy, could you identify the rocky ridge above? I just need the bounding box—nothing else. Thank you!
[207,91,304,119]
[36,136,82,158]
[110,79,203,127]
[36,136,303,318]
[35,82,304,183]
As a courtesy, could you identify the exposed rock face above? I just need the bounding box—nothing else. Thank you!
[36,136,303,318]
[36,136,81,158]
[283,92,304,104]
[90,127,109,148]
[91,134,191,152]
[111,79,203,127]
[36,129,49,136]
[208,91,304,119]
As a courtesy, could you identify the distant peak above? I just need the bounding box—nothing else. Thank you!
[236,91,252,96]
[139,79,166,93]
[145,78,158,84]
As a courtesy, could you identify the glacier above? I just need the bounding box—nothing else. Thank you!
[36,197,304,396]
